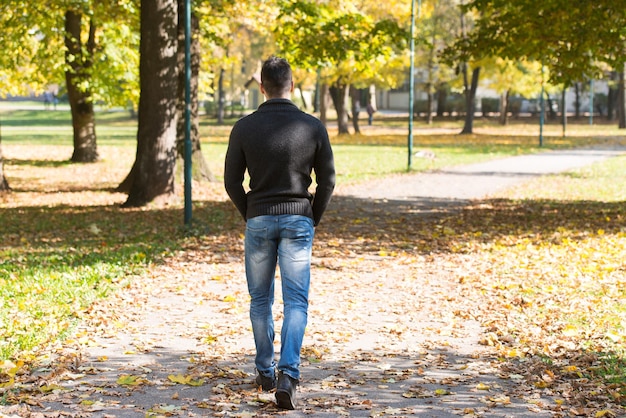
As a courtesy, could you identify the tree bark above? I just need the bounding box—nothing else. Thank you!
[436,83,448,117]
[319,84,329,126]
[329,82,350,134]
[0,135,9,192]
[461,66,480,135]
[119,0,179,206]
[350,85,361,134]
[175,3,215,182]
[618,69,626,129]
[217,67,226,124]
[65,10,99,163]
[574,82,581,120]
[561,89,568,136]
[499,89,510,125]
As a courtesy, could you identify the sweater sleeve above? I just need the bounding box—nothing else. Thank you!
[224,130,248,221]
[311,128,336,226]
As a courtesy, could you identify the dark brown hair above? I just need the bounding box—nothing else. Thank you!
[260,56,292,97]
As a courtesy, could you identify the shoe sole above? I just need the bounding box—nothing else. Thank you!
[275,389,295,410]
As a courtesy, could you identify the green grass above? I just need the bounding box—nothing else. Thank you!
[0,205,183,360]
[2,106,626,365]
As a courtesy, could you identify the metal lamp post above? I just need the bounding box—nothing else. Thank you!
[408,0,421,170]
[184,0,193,226]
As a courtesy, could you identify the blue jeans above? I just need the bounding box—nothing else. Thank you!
[245,215,314,380]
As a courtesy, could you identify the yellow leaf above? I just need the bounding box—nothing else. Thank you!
[605,330,623,342]
[562,324,579,337]
[39,384,67,393]
[0,360,21,377]
[487,395,511,404]
[595,410,615,418]
[434,389,451,396]
[223,295,237,302]
[117,374,142,386]
[476,383,490,390]
[0,378,15,389]
[168,374,204,386]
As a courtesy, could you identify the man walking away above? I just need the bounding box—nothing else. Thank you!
[224,56,335,410]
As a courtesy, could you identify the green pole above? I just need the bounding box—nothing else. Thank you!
[407,0,417,170]
[184,0,192,226]
[539,65,544,147]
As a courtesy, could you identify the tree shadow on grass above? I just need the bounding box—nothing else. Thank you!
[319,195,626,256]
[5,158,72,168]
[1,195,624,415]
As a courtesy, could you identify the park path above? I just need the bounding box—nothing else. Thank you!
[2,146,625,418]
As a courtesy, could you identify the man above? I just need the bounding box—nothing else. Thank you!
[224,56,335,410]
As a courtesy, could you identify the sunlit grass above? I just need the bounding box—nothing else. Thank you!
[2,106,626,374]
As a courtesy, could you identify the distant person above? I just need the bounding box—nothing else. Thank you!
[367,102,376,125]
[43,92,51,110]
[224,56,335,410]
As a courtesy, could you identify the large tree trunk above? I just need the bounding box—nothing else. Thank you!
[65,10,99,163]
[460,66,480,135]
[119,0,179,206]
[329,82,350,135]
[175,3,215,182]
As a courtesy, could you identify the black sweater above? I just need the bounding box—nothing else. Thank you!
[224,99,336,226]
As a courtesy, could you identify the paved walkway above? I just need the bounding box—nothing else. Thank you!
[3,146,624,418]
[340,147,626,201]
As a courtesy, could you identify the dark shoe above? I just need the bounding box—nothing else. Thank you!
[255,370,276,391]
[275,371,298,410]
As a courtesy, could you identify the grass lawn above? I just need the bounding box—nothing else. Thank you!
[1,106,625,410]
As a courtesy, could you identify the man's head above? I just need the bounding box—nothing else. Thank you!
[260,56,294,99]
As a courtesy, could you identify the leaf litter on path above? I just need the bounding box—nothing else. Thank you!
[2,147,626,417]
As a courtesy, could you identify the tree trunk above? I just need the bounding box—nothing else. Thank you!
[574,82,581,120]
[547,94,557,120]
[436,83,447,117]
[319,84,329,126]
[618,69,626,129]
[119,0,179,206]
[426,87,434,124]
[350,85,361,134]
[65,10,99,163]
[561,89,568,136]
[329,82,350,134]
[607,72,617,121]
[499,89,510,125]
[461,66,480,135]
[297,82,308,110]
[217,68,226,124]
[175,3,215,182]
[0,135,9,192]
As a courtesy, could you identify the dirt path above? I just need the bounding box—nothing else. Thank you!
[2,147,624,418]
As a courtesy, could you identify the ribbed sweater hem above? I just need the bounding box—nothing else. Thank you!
[246,201,314,220]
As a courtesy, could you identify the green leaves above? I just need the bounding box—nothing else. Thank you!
[458,0,626,85]
[274,0,407,83]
